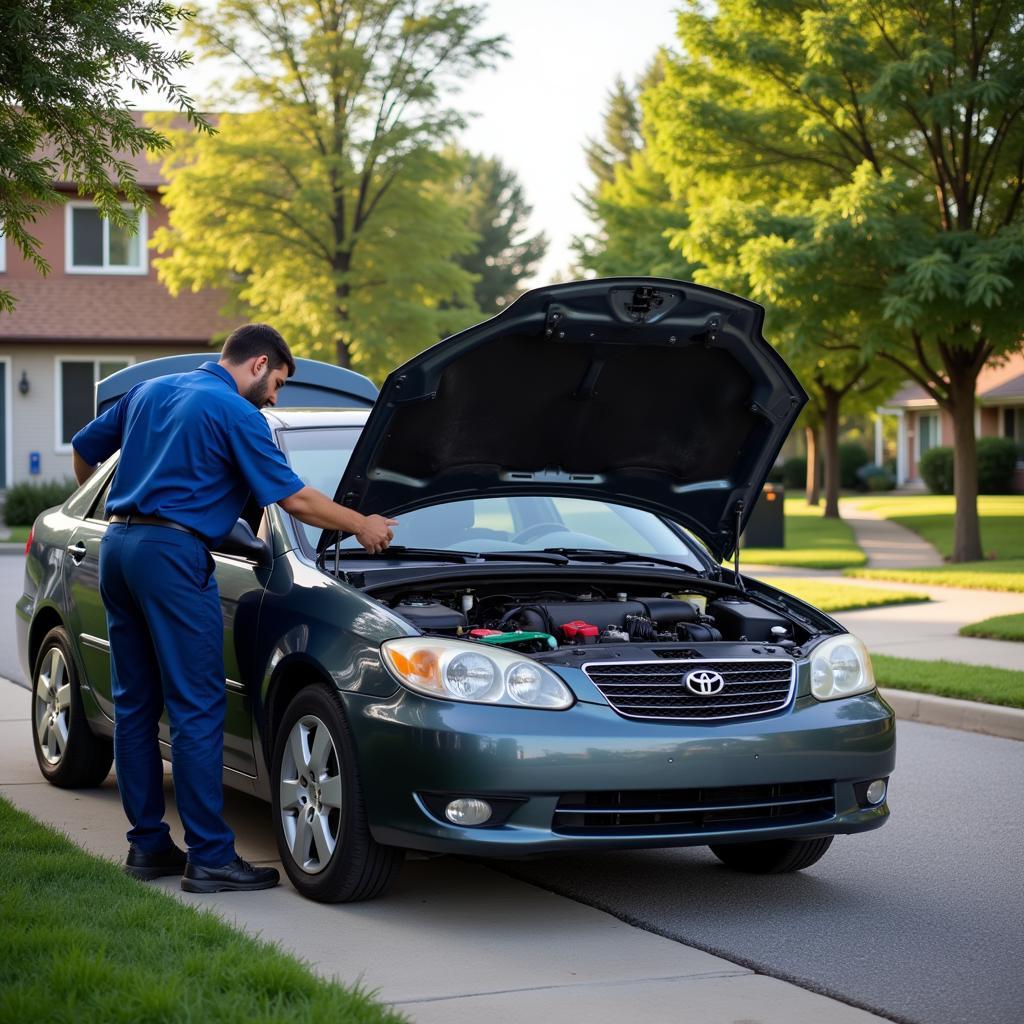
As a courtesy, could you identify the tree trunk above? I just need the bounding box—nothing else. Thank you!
[948,372,983,562]
[804,425,820,506]
[822,385,842,519]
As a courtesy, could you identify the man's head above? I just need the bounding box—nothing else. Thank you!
[219,323,295,408]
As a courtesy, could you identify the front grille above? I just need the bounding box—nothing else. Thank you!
[553,780,835,836]
[584,658,795,721]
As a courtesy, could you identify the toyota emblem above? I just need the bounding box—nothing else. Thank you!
[685,669,725,695]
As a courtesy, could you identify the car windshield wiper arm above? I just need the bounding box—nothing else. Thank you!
[328,546,571,565]
[542,548,702,572]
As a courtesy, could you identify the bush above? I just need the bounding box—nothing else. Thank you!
[977,436,1017,493]
[3,478,78,526]
[857,463,896,492]
[766,463,785,484]
[782,456,807,490]
[839,442,870,489]
[920,446,954,494]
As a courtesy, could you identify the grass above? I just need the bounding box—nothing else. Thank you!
[768,578,928,613]
[0,798,405,1024]
[847,560,1024,593]
[873,654,1024,709]
[740,498,867,570]
[1,525,30,544]
[959,613,1024,643]
[846,494,1024,560]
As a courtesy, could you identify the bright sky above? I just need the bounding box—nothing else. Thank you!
[458,1,680,283]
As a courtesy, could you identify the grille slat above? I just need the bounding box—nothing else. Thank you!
[584,658,796,721]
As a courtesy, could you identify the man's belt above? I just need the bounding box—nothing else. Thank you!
[109,513,202,540]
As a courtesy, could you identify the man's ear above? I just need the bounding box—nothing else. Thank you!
[252,354,269,376]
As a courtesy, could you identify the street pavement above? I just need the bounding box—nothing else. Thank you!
[1,554,26,684]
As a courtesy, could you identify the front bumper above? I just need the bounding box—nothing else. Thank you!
[344,680,896,857]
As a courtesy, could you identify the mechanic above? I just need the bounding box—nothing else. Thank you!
[71,324,396,893]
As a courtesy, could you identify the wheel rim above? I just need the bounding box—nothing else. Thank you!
[34,646,71,766]
[279,714,343,875]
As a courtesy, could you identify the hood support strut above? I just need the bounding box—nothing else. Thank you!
[733,500,745,591]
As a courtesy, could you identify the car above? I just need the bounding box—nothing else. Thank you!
[16,277,895,903]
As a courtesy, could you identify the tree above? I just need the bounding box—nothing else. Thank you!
[575,63,695,280]
[647,0,1024,560]
[152,0,506,377]
[0,0,209,311]
[452,153,547,314]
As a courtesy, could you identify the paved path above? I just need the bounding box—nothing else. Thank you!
[839,499,944,568]
[0,676,885,1023]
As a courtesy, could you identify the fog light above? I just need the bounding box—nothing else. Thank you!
[444,798,492,826]
[866,779,887,805]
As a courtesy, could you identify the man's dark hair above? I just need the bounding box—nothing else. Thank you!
[220,323,296,377]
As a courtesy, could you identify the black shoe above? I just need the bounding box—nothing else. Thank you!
[125,842,188,880]
[181,856,280,893]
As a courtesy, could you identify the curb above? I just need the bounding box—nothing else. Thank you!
[0,543,25,556]
[880,687,1024,742]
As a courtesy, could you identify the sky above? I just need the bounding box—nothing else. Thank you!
[454,1,680,284]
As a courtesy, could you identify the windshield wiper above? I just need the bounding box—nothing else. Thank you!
[542,548,703,573]
[327,546,571,565]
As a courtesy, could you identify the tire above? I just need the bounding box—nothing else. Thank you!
[709,836,834,874]
[271,683,403,902]
[31,626,113,788]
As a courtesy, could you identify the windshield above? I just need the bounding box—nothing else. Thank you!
[277,426,705,569]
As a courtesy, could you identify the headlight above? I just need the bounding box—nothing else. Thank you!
[810,634,876,701]
[381,637,574,710]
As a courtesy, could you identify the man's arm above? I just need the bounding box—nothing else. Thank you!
[72,449,97,486]
[279,486,397,554]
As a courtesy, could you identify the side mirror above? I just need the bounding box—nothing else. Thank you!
[218,518,272,566]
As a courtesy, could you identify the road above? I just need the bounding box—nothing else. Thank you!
[4,552,1022,1023]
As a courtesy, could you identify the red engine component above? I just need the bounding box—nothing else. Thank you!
[561,619,599,642]
[469,628,503,638]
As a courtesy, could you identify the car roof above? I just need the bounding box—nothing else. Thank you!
[263,407,370,430]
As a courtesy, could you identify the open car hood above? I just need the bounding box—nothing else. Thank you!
[321,278,806,561]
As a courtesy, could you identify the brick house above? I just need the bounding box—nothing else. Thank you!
[0,123,238,488]
[876,350,1024,492]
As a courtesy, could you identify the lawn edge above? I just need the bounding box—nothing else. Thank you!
[880,687,1024,742]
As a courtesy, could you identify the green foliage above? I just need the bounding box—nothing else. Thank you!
[742,497,866,569]
[3,479,77,526]
[859,465,896,492]
[782,457,807,490]
[452,153,547,314]
[960,613,1024,643]
[839,442,869,489]
[976,437,1018,494]
[872,655,1024,709]
[919,447,954,495]
[0,1,211,312]
[153,1,507,379]
[769,578,926,613]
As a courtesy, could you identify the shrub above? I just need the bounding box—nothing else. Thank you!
[782,456,808,490]
[3,478,78,526]
[919,446,954,494]
[857,463,896,492]
[839,442,870,489]
[977,436,1017,494]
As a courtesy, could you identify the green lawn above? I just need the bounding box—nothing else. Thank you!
[959,613,1024,643]
[740,498,867,570]
[769,577,928,613]
[873,654,1024,709]
[0,798,405,1024]
[1,525,30,544]
[847,560,1024,593]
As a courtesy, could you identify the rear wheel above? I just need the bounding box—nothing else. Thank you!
[709,836,834,874]
[31,626,113,788]
[271,684,403,902]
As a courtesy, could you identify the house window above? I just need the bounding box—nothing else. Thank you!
[918,413,941,457]
[65,203,147,274]
[0,226,5,273]
[57,358,132,450]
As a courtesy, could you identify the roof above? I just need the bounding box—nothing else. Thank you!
[0,276,237,343]
[981,372,1024,402]
[880,382,935,409]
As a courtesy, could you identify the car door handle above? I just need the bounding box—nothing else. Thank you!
[67,542,87,564]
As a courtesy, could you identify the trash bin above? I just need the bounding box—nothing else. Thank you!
[743,483,785,548]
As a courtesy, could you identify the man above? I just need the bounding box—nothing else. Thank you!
[71,324,396,893]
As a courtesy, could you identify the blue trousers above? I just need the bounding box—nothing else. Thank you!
[99,522,235,867]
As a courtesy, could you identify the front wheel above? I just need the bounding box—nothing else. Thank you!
[709,836,834,874]
[31,626,113,788]
[271,684,403,902]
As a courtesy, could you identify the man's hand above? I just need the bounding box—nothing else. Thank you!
[355,514,398,554]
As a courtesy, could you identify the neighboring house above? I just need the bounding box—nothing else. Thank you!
[876,350,1024,492]
[0,117,237,488]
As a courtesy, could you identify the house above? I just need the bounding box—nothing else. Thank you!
[0,118,238,488]
[876,351,1024,492]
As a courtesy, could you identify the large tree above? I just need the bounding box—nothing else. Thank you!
[152,0,505,377]
[0,0,209,312]
[647,0,1024,560]
[453,153,547,314]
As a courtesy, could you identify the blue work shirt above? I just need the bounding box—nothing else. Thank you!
[72,361,304,545]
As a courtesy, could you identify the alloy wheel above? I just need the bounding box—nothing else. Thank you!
[34,647,71,765]
[279,715,343,874]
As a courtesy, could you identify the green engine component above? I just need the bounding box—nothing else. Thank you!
[477,630,558,650]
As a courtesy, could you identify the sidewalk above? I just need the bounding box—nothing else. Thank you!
[838,500,944,569]
[0,676,884,1024]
